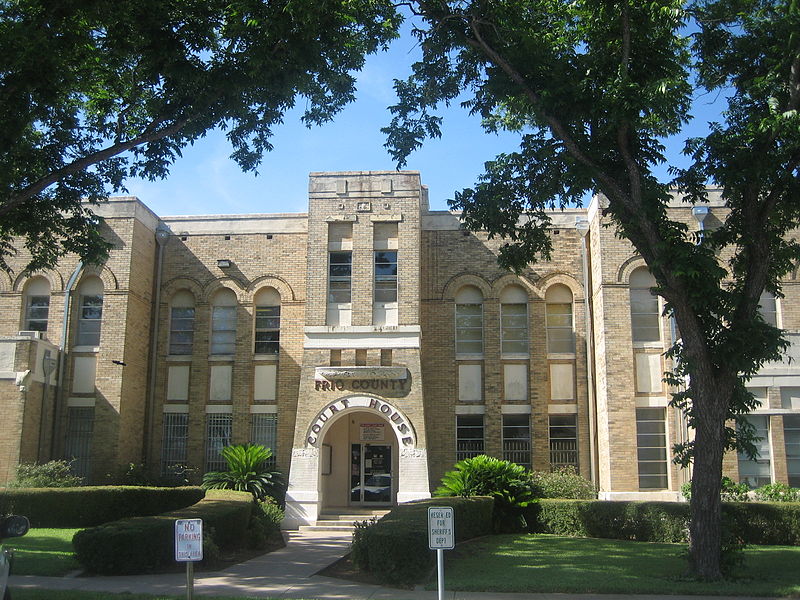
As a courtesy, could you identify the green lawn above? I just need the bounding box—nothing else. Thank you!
[6,528,82,576]
[12,593,274,600]
[429,534,800,596]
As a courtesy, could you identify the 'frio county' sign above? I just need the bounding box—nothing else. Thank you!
[306,396,414,447]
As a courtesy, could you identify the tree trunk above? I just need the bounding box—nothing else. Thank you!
[687,380,729,580]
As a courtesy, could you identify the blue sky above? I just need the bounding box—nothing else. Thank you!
[124,25,724,216]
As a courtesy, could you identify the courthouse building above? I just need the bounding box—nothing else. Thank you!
[1,171,799,527]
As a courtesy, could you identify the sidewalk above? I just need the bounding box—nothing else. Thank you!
[10,528,777,599]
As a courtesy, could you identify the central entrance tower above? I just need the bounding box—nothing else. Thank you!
[284,172,431,528]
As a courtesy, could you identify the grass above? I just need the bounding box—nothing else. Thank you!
[12,593,281,600]
[428,534,800,596]
[6,528,82,576]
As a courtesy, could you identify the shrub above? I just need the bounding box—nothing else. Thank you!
[435,455,534,532]
[73,489,253,574]
[528,499,689,543]
[350,496,493,585]
[0,486,204,527]
[529,467,596,499]
[526,498,800,546]
[681,476,750,502]
[247,498,285,549]
[202,444,284,502]
[754,482,800,502]
[9,460,83,488]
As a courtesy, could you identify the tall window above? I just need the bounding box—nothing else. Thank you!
[546,284,575,353]
[455,286,483,355]
[76,276,103,347]
[549,414,578,469]
[169,291,195,355]
[205,413,232,472]
[328,222,353,326]
[630,267,660,343]
[64,406,94,480]
[161,412,189,477]
[329,252,352,302]
[636,407,668,489]
[456,414,484,461]
[759,291,778,327]
[254,287,281,355]
[210,289,237,355]
[503,413,531,469]
[738,415,771,488]
[374,222,399,326]
[501,285,528,355]
[784,415,800,487]
[251,413,278,466]
[24,277,50,333]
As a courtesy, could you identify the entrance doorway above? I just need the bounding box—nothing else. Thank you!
[350,444,392,505]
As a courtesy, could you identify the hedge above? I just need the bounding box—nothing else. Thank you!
[0,486,205,527]
[72,489,253,574]
[352,496,493,585]
[527,499,800,545]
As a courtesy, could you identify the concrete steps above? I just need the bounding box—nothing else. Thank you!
[298,509,390,533]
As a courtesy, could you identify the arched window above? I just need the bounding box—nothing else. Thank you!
[23,276,50,333]
[455,285,483,355]
[759,291,778,328]
[546,284,575,353]
[630,267,660,343]
[254,287,281,355]
[210,288,237,355]
[169,290,195,355]
[77,276,103,347]
[500,285,528,355]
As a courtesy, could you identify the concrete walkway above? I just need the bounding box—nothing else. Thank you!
[10,529,777,599]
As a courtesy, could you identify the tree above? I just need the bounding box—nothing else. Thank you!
[0,0,399,272]
[384,0,800,580]
[201,444,283,502]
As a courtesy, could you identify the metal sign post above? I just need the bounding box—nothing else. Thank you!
[175,518,203,600]
[428,506,454,600]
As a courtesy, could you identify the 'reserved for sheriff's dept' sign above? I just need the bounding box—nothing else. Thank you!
[428,506,454,550]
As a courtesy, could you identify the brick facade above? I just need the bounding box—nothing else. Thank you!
[2,173,800,522]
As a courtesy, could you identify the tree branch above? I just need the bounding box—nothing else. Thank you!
[1,117,191,218]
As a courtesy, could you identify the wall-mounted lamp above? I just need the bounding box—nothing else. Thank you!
[217,259,232,268]
[575,217,590,238]
[692,206,710,244]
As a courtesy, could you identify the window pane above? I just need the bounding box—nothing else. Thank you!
[636,408,667,490]
[549,414,578,470]
[456,414,484,460]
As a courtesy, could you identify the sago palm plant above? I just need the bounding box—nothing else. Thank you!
[202,444,283,502]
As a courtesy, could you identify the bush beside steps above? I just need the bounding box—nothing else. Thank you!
[73,489,255,575]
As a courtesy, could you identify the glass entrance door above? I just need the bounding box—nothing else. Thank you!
[350,444,392,504]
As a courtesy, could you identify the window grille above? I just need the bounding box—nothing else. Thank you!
[636,408,668,489]
[161,413,189,477]
[205,413,232,472]
[456,414,484,461]
[549,414,578,469]
[64,406,94,480]
[250,414,278,466]
[502,414,531,469]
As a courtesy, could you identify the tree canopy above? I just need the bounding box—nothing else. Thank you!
[0,0,399,272]
[384,0,800,580]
